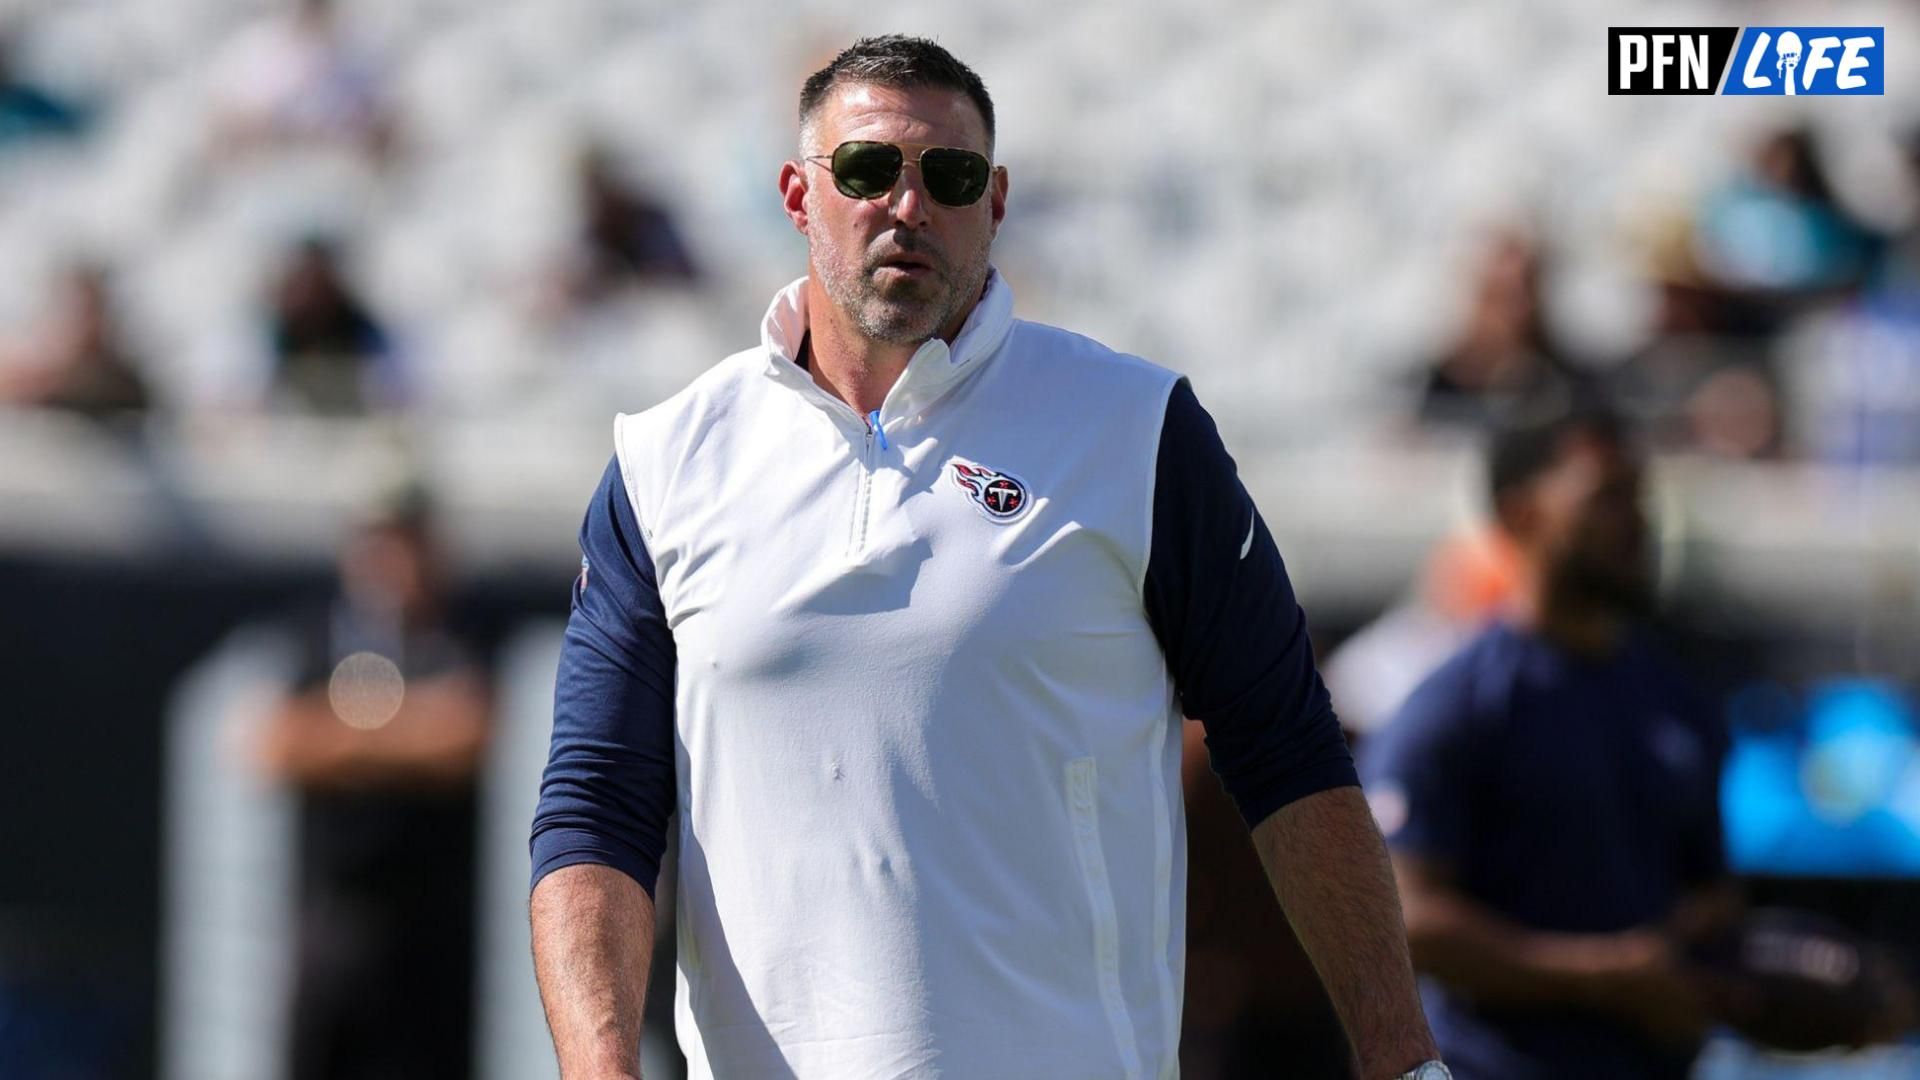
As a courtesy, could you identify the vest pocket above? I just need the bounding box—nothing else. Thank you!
[1064,756,1144,1080]
[677,815,700,980]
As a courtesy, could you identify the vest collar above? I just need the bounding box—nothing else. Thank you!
[760,267,1015,424]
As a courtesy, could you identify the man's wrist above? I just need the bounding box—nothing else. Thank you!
[1393,1062,1450,1080]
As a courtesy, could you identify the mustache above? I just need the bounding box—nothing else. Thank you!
[867,232,944,268]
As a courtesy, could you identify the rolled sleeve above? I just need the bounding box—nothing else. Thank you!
[529,454,678,898]
[1144,379,1358,829]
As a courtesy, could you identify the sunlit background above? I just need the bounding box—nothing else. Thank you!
[2,0,1918,1077]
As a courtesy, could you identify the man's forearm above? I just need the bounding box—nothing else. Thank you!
[1252,785,1438,1080]
[531,863,656,1080]
[258,675,490,787]
[1393,866,1734,1024]
[1397,883,1650,1011]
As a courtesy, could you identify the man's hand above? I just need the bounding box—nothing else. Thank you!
[1394,854,1760,1058]
[1596,930,1720,1047]
[1863,965,1920,1046]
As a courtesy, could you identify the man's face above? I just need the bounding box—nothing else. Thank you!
[781,82,1007,345]
[1516,433,1654,614]
[342,523,437,619]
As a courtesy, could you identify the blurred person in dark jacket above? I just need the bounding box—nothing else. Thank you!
[256,487,488,1080]
[0,262,149,421]
[266,236,401,415]
[553,142,700,311]
[1360,406,1739,1078]
[1359,405,1915,1076]
[1416,229,1588,432]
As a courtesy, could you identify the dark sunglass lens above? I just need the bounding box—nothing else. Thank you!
[832,142,903,199]
[920,149,990,206]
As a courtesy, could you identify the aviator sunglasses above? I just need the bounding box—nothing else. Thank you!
[804,140,994,207]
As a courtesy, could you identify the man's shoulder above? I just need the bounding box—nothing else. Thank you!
[1393,623,1527,728]
[611,345,764,445]
[1005,318,1182,396]
[632,344,764,416]
[1361,626,1518,786]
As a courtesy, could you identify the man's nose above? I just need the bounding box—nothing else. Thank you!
[888,165,934,229]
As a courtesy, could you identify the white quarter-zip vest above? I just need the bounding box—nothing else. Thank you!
[614,270,1187,1079]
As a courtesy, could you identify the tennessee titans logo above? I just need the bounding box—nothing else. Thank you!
[950,460,1031,522]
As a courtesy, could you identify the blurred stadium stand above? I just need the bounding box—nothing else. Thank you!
[2,0,1919,1077]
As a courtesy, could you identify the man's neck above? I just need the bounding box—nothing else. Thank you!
[801,275,979,416]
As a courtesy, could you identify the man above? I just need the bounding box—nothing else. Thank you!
[1358,407,1740,1078]
[530,36,1443,1080]
[256,488,491,1079]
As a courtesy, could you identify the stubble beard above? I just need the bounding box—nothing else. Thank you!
[814,223,992,346]
[1556,550,1657,620]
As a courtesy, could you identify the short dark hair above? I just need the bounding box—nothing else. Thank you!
[799,35,996,150]
[1487,402,1630,505]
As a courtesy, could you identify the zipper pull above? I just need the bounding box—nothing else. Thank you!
[867,409,889,451]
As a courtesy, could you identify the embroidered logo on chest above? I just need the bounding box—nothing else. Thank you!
[949,459,1031,522]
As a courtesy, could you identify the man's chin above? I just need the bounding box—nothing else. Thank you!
[855,281,946,321]
[856,302,945,345]
[1584,571,1658,618]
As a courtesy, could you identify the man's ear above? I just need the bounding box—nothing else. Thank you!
[779,160,810,235]
[988,165,1008,235]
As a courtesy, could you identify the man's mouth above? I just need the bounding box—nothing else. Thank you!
[874,251,935,274]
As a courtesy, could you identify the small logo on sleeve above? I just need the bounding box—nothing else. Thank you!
[949,460,1031,522]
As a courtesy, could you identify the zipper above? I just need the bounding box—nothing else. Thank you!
[849,413,877,557]
[772,345,906,561]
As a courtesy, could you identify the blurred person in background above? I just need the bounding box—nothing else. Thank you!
[266,235,402,415]
[1605,126,1892,463]
[1692,127,1882,324]
[1606,217,1785,460]
[554,142,701,310]
[1359,405,1742,1078]
[1782,124,1920,465]
[1415,227,1591,433]
[255,486,489,1080]
[0,261,149,422]
[210,0,395,162]
[0,27,89,149]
